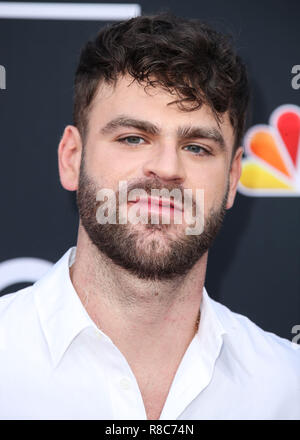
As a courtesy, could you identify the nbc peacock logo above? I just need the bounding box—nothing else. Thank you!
[238,104,300,197]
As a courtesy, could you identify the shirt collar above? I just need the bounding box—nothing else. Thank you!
[34,247,230,370]
[34,247,96,368]
[159,285,228,419]
[196,286,228,357]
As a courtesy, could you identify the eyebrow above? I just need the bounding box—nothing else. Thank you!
[100,116,159,136]
[100,116,226,150]
[177,125,226,150]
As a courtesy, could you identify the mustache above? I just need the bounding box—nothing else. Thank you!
[115,177,196,208]
[126,177,184,194]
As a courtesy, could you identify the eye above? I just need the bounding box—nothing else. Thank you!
[118,136,146,145]
[183,144,210,156]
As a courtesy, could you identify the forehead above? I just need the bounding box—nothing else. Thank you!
[88,75,235,146]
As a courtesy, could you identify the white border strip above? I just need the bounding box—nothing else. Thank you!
[0,2,141,20]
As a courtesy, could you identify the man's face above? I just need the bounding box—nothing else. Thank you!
[74,75,242,280]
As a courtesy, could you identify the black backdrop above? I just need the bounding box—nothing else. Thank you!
[0,0,299,341]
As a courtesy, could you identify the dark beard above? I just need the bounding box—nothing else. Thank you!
[77,159,228,281]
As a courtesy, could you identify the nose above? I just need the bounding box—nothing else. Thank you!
[142,141,186,184]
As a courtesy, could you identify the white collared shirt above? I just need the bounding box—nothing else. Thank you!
[0,247,299,420]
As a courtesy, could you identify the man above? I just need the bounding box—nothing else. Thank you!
[0,14,299,420]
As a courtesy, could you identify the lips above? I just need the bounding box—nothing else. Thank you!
[128,196,183,212]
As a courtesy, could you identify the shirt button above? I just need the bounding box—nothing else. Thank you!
[120,377,131,390]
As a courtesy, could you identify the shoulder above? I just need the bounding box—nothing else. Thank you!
[204,296,300,418]
[211,297,300,383]
[0,285,39,339]
[0,285,35,314]
[0,248,72,326]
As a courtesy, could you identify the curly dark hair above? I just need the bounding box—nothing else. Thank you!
[73,13,250,153]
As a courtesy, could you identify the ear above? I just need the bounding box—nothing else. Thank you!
[58,125,82,191]
[226,146,243,209]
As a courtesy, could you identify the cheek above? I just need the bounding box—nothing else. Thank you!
[87,139,156,186]
[188,163,228,214]
[201,185,225,219]
[85,140,131,187]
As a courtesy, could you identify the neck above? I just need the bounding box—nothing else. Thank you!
[70,226,207,395]
[71,225,206,339]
